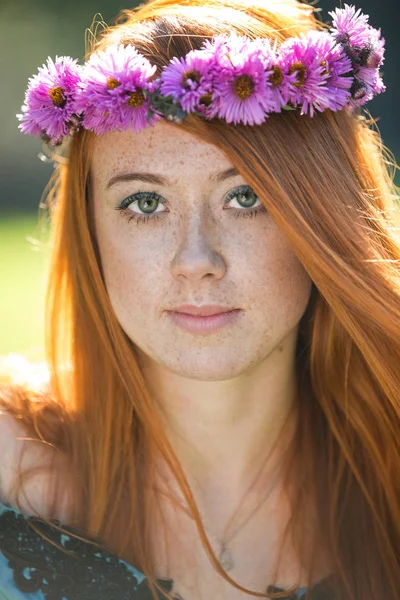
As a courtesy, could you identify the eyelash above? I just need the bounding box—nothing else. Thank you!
[114,185,266,225]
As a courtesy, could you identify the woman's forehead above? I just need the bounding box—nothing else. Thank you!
[91,121,234,183]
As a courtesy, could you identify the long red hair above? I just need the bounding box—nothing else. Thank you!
[1,0,400,598]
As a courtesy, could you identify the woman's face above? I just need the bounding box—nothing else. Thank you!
[91,121,313,380]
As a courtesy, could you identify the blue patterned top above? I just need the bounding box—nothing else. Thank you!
[0,501,336,599]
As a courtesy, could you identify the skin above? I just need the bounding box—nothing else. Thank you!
[90,121,314,580]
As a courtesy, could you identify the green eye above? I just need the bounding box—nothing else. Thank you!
[115,191,166,224]
[115,185,267,225]
[224,185,262,210]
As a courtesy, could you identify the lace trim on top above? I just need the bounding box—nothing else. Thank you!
[0,501,337,599]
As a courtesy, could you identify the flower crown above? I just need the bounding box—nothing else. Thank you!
[17,3,386,147]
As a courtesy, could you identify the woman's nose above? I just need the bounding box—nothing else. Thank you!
[169,216,227,282]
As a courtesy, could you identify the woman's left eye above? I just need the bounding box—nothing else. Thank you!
[223,185,265,218]
[115,185,266,225]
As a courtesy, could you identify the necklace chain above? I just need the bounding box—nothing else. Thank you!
[158,458,284,572]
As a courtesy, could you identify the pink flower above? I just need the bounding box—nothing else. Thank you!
[208,35,280,125]
[159,48,217,113]
[17,56,82,144]
[75,43,158,135]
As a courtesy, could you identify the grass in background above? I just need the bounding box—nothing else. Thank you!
[0,211,50,361]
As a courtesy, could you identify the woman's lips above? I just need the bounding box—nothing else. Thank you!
[166,309,243,334]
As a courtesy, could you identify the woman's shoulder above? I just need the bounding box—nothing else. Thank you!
[0,405,29,502]
[0,353,72,520]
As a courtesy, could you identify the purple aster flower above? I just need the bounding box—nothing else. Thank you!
[302,31,354,112]
[279,32,334,117]
[329,4,386,69]
[350,66,386,107]
[159,48,217,113]
[75,43,158,135]
[357,67,386,95]
[189,36,236,120]
[207,35,280,125]
[330,4,374,47]
[17,56,82,142]
[246,37,293,113]
[16,105,45,137]
[329,4,370,45]
[202,34,234,65]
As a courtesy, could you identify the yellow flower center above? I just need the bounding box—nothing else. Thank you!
[269,65,283,87]
[199,92,213,106]
[127,89,145,107]
[234,75,255,100]
[288,62,307,88]
[107,78,121,90]
[183,70,201,88]
[49,87,66,108]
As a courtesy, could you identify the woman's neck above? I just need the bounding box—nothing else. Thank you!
[137,331,299,501]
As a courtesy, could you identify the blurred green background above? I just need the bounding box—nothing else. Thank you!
[1,0,399,360]
[0,212,49,359]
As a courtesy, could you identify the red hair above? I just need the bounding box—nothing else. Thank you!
[2,1,400,598]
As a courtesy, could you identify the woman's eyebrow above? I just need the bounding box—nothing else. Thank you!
[105,167,239,190]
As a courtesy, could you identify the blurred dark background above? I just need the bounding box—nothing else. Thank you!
[0,0,398,359]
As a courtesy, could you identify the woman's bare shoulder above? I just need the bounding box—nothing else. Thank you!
[0,399,74,521]
[0,355,73,520]
[0,408,31,502]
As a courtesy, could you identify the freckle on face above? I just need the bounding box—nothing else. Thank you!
[91,121,313,380]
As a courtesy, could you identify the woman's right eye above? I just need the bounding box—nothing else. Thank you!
[114,191,167,224]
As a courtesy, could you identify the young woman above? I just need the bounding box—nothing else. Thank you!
[1,0,399,598]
